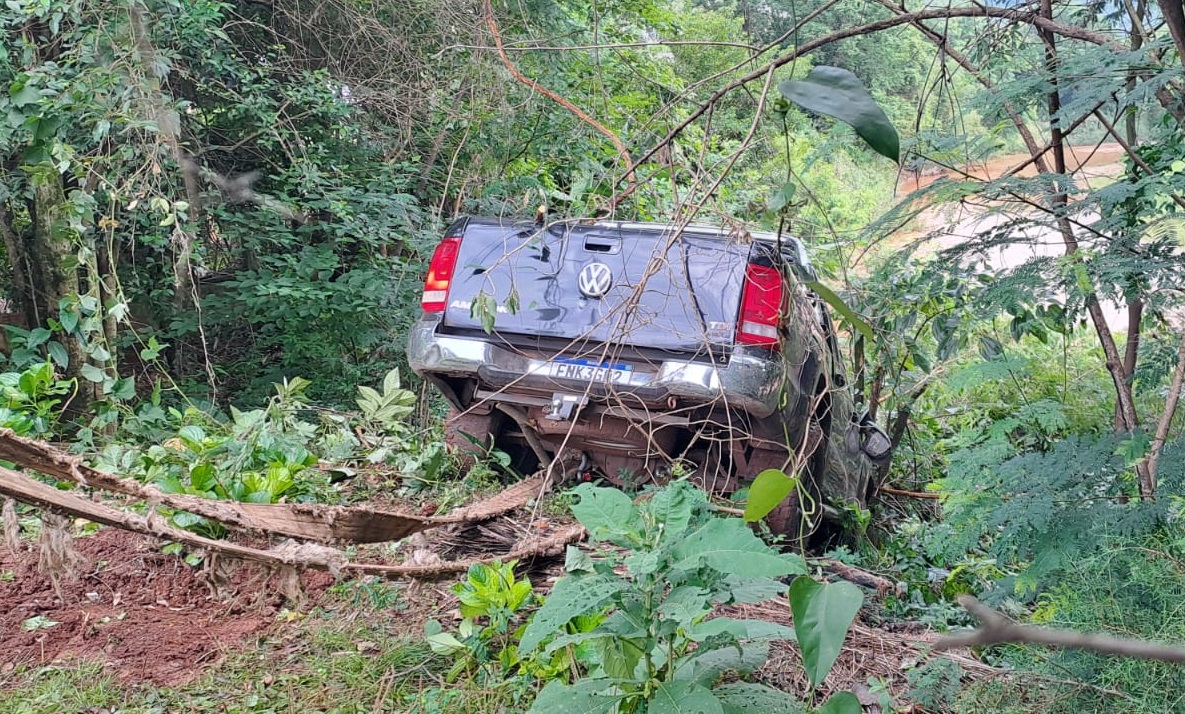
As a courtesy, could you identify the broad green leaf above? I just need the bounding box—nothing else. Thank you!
[519,574,626,653]
[675,641,771,685]
[789,578,863,687]
[743,469,797,522]
[27,327,51,348]
[564,545,596,574]
[721,575,790,605]
[425,632,466,655]
[649,680,724,714]
[689,617,795,642]
[778,66,900,162]
[806,281,875,344]
[110,377,136,401]
[647,481,697,542]
[595,635,646,679]
[527,679,621,714]
[715,682,807,713]
[815,691,861,714]
[569,484,643,545]
[80,363,106,383]
[672,517,807,578]
[657,585,710,626]
[46,341,68,368]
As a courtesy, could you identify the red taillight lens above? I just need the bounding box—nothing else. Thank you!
[736,263,784,347]
[421,236,462,312]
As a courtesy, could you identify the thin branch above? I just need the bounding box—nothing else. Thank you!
[936,596,1185,663]
[617,5,1121,197]
[1146,331,1185,482]
[448,39,764,52]
[482,0,636,202]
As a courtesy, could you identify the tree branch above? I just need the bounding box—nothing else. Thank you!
[1146,331,1185,482]
[620,5,1119,190]
[482,0,636,204]
[936,596,1185,663]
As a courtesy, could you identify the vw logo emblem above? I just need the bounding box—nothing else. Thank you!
[577,262,613,299]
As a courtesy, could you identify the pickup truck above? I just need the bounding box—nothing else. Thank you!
[407,216,891,538]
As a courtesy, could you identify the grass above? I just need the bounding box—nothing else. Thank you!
[0,589,522,714]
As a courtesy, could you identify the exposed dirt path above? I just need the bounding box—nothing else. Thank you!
[0,527,334,687]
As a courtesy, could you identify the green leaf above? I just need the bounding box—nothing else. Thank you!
[672,517,807,578]
[675,641,771,685]
[519,574,626,654]
[527,680,621,714]
[21,615,59,631]
[569,484,643,545]
[743,469,797,522]
[79,363,106,383]
[425,632,466,655]
[650,680,724,714]
[110,377,136,401]
[46,341,68,368]
[647,481,698,542]
[715,682,807,713]
[778,66,900,162]
[806,281,875,344]
[689,617,795,642]
[789,578,863,688]
[27,328,51,348]
[815,691,861,714]
[564,545,596,574]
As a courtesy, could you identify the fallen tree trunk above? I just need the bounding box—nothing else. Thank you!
[0,429,547,543]
[0,464,583,580]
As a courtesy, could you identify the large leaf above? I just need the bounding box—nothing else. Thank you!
[688,617,796,642]
[778,66,900,162]
[815,691,861,714]
[569,484,643,546]
[672,517,807,578]
[527,679,621,714]
[743,469,797,522]
[649,680,724,714]
[647,481,698,543]
[806,280,875,344]
[788,578,863,688]
[675,641,771,685]
[715,683,807,714]
[519,574,626,653]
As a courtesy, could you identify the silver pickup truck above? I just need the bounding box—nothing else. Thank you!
[407,216,890,537]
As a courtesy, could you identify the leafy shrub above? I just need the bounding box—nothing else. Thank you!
[0,362,72,438]
[520,481,863,713]
[957,526,1185,713]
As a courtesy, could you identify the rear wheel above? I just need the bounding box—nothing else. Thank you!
[749,417,826,546]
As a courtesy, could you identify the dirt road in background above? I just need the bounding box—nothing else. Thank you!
[901,143,1128,331]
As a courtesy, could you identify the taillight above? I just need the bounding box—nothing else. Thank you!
[421,236,462,312]
[736,263,784,347]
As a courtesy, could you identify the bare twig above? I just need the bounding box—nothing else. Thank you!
[879,485,941,500]
[937,596,1185,663]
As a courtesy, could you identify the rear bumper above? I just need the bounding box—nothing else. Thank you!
[406,321,788,418]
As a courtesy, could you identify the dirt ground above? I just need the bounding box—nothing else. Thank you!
[901,142,1126,192]
[0,526,334,687]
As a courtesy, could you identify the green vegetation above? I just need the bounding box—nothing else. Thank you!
[3,0,1185,711]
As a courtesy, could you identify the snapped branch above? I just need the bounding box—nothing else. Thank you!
[936,596,1185,663]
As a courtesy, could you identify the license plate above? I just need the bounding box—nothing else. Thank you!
[534,358,646,385]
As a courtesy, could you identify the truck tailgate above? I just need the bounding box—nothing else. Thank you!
[441,221,749,353]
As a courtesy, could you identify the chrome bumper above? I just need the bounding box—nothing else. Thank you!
[406,321,787,418]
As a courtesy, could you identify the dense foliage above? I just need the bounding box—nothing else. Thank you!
[3,0,1185,711]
